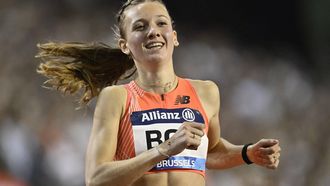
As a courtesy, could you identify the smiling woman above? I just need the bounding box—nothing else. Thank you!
[36,0,281,186]
[117,1,178,65]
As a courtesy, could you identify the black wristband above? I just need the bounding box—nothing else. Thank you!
[242,143,253,164]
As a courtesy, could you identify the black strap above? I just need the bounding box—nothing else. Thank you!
[242,143,254,164]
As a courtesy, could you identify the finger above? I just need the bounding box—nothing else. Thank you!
[186,135,202,150]
[190,127,204,137]
[270,143,281,152]
[266,163,278,169]
[274,158,280,167]
[187,145,198,150]
[191,133,202,141]
[272,155,278,164]
[274,152,281,159]
[271,153,281,164]
[186,140,200,150]
[183,122,205,131]
[254,156,270,165]
[262,155,275,165]
[267,157,280,169]
[181,122,205,136]
[257,139,279,148]
[259,147,276,155]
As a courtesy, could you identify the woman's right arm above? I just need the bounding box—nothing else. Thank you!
[85,86,165,186]
[85,86,205,186]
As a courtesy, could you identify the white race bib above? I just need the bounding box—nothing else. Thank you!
[131,108,208,171]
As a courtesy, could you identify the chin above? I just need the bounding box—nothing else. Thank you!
[145,54,169,63]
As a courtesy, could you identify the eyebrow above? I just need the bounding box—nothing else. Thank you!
[156,15,170,19]
[132,15,170,24]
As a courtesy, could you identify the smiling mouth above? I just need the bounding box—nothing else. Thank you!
[144,42,165,50]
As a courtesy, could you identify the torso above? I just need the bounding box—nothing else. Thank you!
[133,171,205,186]
[117,78,216,186]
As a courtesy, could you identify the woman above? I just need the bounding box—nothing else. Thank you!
[36,0,281,186]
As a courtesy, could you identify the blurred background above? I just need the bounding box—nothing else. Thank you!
[0,0,329,185]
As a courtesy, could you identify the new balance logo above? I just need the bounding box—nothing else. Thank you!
[175,95,190,105]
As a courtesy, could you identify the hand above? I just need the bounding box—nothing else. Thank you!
[158,122,205,156]
[247,139,281,169]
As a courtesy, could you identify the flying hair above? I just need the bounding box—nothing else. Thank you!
[36,42,135,107]
[36,0,170,107]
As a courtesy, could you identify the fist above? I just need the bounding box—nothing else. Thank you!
[247,139,281,169]
[158,122,205,156]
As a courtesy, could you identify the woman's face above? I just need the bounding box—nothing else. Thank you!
[119,2,178,65]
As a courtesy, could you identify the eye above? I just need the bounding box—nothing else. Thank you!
[157,21,168,27]
[133,24,145,31]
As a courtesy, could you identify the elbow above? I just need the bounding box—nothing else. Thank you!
[206,158,216,170]
[86,173,102,186]
[86,175,109,186]
[86,177,97,186]
[86,163,130,186]
[86,178,107,186]
[86,174,123,186]
[86,180,92,186]
[86,165,105,186]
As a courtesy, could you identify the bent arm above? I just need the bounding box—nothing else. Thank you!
[85,86,167,186]
[189,80,241,169]
[207,137,281,170]
[207,138,246,169]
[204,81,281,170]
[204,83,246,169]
[87,149,165,186]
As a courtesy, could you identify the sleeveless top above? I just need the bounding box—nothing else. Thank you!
[115,77,209,176]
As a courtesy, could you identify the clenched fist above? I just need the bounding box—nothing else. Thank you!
[157,122,205,157]
[247,139,281,169]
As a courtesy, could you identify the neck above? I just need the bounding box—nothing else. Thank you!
[135,68,177,94]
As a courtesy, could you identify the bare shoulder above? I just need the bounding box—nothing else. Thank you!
[187,79,220,119]
[95,85,127,118]
[188,79,218,88]
[99,84,127,99]
[188,79,220,100]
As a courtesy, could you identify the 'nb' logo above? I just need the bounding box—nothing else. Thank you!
[182,109,195,122]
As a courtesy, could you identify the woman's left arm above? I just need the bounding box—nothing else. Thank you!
[194,80,281,169]
[207,136,281,170]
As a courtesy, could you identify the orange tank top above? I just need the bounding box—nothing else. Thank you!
[115,77,209,176]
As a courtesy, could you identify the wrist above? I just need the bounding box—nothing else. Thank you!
[242,143,253,164]
[156,144,170,158]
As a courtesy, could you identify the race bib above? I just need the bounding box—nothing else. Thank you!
[131,108,208,171]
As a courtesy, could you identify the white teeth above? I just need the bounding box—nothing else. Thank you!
[145,42,164,49]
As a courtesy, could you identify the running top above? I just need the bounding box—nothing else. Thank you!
[115,77,209,176]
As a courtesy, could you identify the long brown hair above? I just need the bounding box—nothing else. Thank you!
[36,42,135,106]
[36,0,167,106]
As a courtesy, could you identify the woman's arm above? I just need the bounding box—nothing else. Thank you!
[85,86,165,186]
[85,85,205,186]
[200,81,246,169]
[207,137,281,169]
[190,80,281,170]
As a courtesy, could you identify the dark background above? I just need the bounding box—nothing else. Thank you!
[0,0,329,186]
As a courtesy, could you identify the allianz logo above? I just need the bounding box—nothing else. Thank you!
[141,109,195,122]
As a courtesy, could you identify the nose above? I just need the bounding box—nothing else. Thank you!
[147,25,161,39]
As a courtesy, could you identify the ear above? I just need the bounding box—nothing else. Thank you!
[118,38,130,55]
[173,31,179,47]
